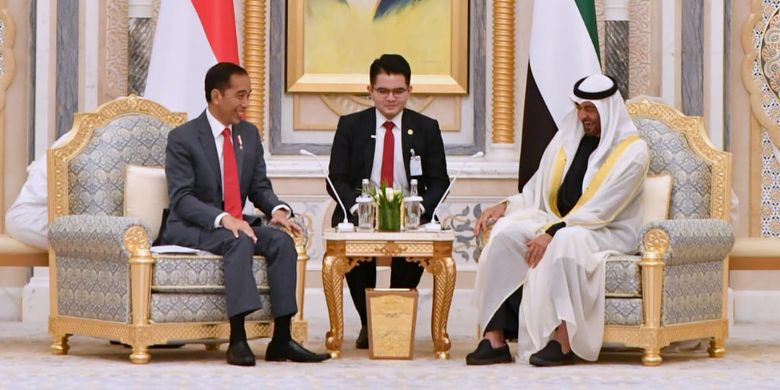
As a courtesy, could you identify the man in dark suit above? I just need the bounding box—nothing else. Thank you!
[327,54,450,349]
[161,62,328,366]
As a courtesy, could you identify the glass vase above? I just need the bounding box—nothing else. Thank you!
[377,204,401,232]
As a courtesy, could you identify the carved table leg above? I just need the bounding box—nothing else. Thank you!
[428,256,456,359]
[322,255,346,358]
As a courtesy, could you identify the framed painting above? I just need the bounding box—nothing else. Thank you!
[286,0,469,94]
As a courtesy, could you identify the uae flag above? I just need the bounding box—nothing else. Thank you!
[517,0,602,191]
[144,0,239,120]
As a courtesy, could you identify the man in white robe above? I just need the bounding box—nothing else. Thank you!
[467,74,649,366]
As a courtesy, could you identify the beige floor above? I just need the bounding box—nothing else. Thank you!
[0,321,778,389]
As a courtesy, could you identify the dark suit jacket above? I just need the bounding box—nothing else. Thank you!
[160,110,286,246]
[327,107,449,227]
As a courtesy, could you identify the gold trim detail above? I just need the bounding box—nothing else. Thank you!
[243,0,267,139]
[491,0,515,144]
[124,226,150,255]
[643,228,670,256]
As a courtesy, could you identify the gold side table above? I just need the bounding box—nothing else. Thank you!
[321,231,456,359]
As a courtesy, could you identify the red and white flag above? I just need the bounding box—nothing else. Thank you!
[144,0,239,120]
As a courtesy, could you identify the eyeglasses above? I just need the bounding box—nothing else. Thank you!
[373,87,409,97]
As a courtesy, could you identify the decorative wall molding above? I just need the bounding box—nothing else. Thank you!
[102,0,128,101]
[742,0,780,236]
[629,0,652,97]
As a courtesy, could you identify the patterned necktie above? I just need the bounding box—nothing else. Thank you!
[222,128,242,219]
[380,121,395,187]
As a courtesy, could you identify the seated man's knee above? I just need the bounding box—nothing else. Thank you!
[550,226,590,245]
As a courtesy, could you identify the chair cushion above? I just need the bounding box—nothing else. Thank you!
[152,253,269,290]
[150,253,274,323]
[150,293,273,323]
[124,165,168,241]
[641,174,672,226]
[605,254,642,297]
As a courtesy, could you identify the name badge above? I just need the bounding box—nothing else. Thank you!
[410,155,423,176]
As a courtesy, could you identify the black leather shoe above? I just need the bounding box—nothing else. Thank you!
[466,339,513,365]
[529,340,576,367]
[265,340,330,363]
[356,327,369,349]
[226,341,256,366]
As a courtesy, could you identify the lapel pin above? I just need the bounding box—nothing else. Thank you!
[407,129,414,135]
[237,135,243,150]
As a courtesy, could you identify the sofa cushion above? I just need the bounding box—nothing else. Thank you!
[152,253,269,290]
[124,165,168,241]
[641,174,672,226]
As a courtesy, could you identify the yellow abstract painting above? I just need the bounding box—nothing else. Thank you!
[287,0,469,94]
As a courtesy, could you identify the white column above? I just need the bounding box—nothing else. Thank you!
[704,0,725,150]
[660,0,680,107]
[128,0,155,18]
[23,0,57,326]
[604,0,630,21]
[22,267,49,327]
[81,0,101,111]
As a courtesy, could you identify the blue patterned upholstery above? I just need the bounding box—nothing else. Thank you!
[605,255,642,297]
[150,293,273,323]
[635,118,712,219]
[605,298,643,326]
[50,215,150,323]
[68,115,172,216]
[662,261,723,325]
[639,219,734,266]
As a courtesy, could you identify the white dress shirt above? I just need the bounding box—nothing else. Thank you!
[206,109,289,228]
[370,110,408,191]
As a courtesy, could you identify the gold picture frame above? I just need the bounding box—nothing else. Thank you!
[286,0,469,94]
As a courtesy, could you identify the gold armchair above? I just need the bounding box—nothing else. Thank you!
[47,96,309,363]
[480,99,733,365]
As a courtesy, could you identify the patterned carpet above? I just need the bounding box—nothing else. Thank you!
[0,321,778,389]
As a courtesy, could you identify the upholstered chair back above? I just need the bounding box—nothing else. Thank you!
[67,115,172,216]
[634,118,712,219]
[49,96,186,220]
[628,100,730,221]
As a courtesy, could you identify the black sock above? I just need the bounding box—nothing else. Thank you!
[273,314,292,343]
[229,313,247,345]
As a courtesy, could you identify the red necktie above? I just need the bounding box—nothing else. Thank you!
[222,128,242,219]
[380,121,395,187]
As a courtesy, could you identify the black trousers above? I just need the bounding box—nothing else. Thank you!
[197,225,298,319]
[346,257,425,326]
[485,287,523,340]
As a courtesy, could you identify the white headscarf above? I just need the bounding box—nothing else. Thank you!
[557,74,639,187]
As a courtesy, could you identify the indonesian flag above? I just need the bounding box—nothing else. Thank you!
[144,0,239,120]
[517,0,602,190]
